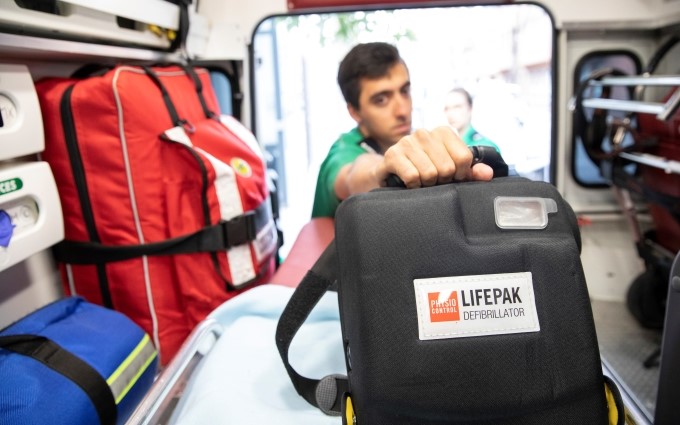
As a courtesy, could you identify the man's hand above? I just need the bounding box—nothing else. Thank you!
[377,126,494,188]
[334,126,494,201]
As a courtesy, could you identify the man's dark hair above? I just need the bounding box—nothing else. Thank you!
[449,87,473,107]
[337,42,403,110]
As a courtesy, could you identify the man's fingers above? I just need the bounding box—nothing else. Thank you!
[436,126,474,181]
[383,144,425,188]
[390,129,458,187]
[413,128,457,184]
[383,126,491,187]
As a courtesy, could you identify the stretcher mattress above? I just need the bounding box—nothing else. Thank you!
[168,284,344,424]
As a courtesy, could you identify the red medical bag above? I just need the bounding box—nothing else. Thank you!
[36,65,277,364]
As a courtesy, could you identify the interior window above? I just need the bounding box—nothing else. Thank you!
[571,51,642,187]
[251,4,555,256]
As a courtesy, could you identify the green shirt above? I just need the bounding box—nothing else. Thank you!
[461,126,501,153]
[312,128,368,218]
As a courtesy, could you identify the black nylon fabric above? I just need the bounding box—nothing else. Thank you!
[334,177,608,424]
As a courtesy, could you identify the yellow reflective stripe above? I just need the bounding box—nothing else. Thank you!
[107,334,158,404]
[345,394,355,425]
[605,382,619,425]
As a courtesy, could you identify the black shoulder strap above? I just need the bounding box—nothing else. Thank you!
[275,241,348,416]
[169,0,192,53]
[0,334,117,425]
[51,204,267,265]
[228,60,243,121]
[645,35,679,74]
[143,65,218,130]
[178,64,217,119]
[142,65,187,129]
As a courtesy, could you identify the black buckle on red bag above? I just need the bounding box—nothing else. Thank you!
[223,211,257,248]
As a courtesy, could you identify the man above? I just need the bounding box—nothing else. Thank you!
[312,42,493,218]
[443,87,500,152]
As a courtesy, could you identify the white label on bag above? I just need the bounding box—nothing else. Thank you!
[194,147,243,221]
[193,148,256,285]
[413,272,540,341]
[254,220,277,263]
[163,126,193,147]
[228,244,256,286]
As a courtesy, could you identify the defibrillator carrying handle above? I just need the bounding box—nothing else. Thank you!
[385,145,509,188]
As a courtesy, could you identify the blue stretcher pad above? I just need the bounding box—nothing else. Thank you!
[169,284,344,424]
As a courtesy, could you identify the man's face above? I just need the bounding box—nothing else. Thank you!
[348,62,412,151]
[444,91,472,134]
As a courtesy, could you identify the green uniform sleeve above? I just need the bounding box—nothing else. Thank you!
[312,130,367,218]
[462,126,501,154]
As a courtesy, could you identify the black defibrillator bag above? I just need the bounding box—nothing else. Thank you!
[276,177,619,424]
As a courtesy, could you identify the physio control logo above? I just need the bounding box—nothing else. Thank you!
[428,291,460,322]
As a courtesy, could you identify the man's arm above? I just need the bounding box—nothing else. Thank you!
[333,126,493,200]
[333,152,384,200]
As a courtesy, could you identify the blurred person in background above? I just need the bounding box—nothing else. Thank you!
[444,87,500,153]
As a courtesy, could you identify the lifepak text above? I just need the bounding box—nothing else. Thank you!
[461,287,521,306]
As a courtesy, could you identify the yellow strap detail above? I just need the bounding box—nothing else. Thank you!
[345,394,355,425]
[107,334,158,404]
[605,382,619,425]
[147,25,164,38]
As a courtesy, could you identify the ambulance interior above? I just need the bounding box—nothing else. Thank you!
[0,0,679,424]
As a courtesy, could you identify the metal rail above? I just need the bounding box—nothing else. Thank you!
[618,152,680,175]
[584,75,680,120]
[125,318,224,425]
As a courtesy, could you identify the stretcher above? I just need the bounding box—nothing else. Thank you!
[125,219,339,424]
[125,284,344,424]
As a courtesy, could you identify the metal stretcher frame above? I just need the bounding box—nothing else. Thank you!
[125,318,223,425]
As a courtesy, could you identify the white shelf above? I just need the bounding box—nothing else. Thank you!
[0,33,178,63]
[0,162,64,273]
[0,64,44,160]
[0,0,178,51]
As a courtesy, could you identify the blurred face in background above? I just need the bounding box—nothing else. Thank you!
[444,90,472,134]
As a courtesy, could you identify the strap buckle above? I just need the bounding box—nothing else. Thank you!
[223,210,256,248]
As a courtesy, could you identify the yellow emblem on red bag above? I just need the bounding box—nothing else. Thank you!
[230,157,252,178]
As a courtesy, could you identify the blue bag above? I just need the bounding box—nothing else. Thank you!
[0,296,158,425]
